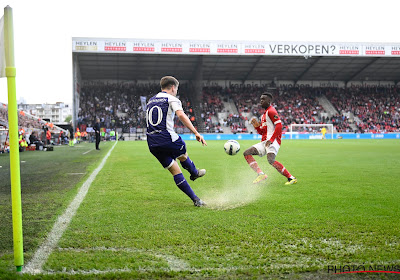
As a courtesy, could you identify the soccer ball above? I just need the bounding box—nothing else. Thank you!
[224,140,240,156]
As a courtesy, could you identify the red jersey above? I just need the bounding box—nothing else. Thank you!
[255,105,282,145]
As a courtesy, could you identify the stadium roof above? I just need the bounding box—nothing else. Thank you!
[72,38,400,84]
[75,53,400,84]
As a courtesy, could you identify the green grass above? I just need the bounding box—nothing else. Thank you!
[0,142,113,277]
[1,140,400,279]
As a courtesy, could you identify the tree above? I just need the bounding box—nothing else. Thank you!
[64,115,72,123]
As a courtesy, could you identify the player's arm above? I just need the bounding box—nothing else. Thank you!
[255,125,267,135]
[251,116,267,135]
[176,110,207,146]
[250,116,260,127]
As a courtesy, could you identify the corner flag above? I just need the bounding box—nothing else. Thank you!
[1,5,24,272]
[0,13,6,77]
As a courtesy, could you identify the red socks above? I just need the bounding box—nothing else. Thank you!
[272,161,292,178]
[245,155,263,174]
[245,155,292,179]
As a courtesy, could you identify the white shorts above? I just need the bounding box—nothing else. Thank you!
[253,139,280,157]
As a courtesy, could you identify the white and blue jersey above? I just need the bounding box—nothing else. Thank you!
[146,92,183,147]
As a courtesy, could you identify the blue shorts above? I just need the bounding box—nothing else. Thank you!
[148,137,187,169]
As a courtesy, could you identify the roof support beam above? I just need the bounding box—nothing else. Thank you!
[242,56,263,83]
[190,56,203,103]
[206,56,220,81]
[294,57,321,84]
[345,57,380,85]
[191,55,203,81]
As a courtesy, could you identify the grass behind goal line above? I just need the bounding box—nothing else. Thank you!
[1,140,400,279]
[0,142,113,277]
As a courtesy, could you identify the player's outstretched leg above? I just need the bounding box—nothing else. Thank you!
[174,173,198,200]
[169,161,206,207]
[243,147,267,184]
[267,153,297,185]
[173,173,206,207]
[179,155,206,181]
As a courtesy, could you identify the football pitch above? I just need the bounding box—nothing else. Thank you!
[0,139,399,279]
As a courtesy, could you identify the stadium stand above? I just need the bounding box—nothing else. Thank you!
[4,84,399,138]
[0,102,67,147]
[78,82,198,135]
[227,85,326,133]
[175,91,197,134]
[2,83,399,146]
[325,86,400,133]
[58,82,400,136]
[1,103,44,131]
[201,86,225,133]
[78,82,157,133]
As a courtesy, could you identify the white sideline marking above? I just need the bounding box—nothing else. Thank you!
[45,268,132,275]
[83,149,94,155]
[22,264,324,275]
[58,247,190,271]
[24,141,118,275]
[26,238,367,275]
[154,253,190,271]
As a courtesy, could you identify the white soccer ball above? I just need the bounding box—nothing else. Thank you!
[224,140,240,156]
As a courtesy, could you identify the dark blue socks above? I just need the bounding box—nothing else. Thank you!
[173,173,198,201]
[180,157,198,177]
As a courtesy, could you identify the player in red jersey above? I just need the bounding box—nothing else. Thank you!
[243,92,297,185]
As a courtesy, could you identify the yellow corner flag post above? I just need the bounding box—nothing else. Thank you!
[4,5,24,271]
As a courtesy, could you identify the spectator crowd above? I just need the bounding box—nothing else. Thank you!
[78,82,198,134]
[325,86,400,133]
[76,82,400,134]
[1,103,45,131]
[2,83,399,144]
[0,103,68,152]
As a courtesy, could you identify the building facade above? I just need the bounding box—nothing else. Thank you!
[18,102,72,124]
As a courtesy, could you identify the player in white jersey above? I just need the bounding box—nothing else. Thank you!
[146,76,207,207]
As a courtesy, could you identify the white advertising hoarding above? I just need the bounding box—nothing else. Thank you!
[72,38,400,57]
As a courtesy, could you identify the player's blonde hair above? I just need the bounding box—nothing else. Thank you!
[160,76,179,90]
